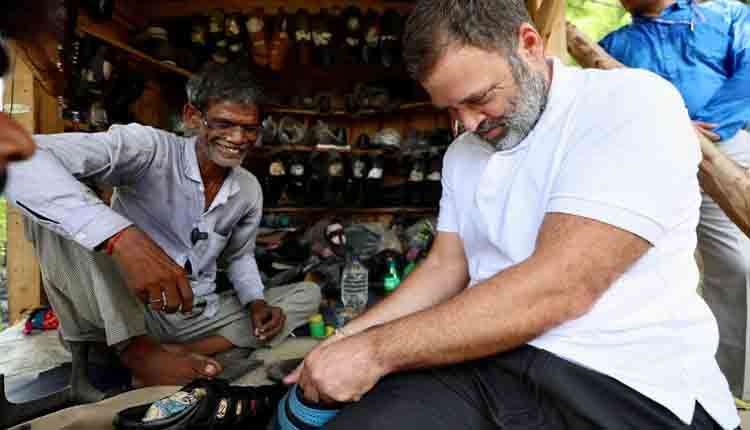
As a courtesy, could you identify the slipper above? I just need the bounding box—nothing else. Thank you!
[114,378,287,430]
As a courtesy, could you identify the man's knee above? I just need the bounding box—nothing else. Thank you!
[289,281,323,309]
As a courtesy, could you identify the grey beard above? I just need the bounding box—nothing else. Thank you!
[484,54,549,152]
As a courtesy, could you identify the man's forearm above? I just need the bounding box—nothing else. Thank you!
[344,248,469,336]
[365,255,575,373]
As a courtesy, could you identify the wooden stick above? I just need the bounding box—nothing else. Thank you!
[565,21,750,237]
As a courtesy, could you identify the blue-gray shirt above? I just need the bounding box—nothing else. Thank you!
[6,123,265,305]
[600,0,750,141]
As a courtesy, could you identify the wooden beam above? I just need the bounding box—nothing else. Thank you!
[535,0,567,57]
[4,48,43,324]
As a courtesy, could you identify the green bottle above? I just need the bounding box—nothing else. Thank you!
[384,258,401,295]
[403,261,416,279]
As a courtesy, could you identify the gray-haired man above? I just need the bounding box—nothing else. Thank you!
[6,62,321,386]
[286,0,738,429]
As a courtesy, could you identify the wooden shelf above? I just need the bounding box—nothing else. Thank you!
[264,102,437,117]
[78,13,192,79]
[264,207,437,214]
[250,145,384,156]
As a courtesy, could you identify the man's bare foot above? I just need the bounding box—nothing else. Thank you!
[120,336,222,387]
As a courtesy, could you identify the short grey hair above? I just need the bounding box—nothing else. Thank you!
[186,62,265,111]
[403,0,533,81]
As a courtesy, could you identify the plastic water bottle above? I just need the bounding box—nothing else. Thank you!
[340,256,369,315]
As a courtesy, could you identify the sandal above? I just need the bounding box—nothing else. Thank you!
[114,378,287,430]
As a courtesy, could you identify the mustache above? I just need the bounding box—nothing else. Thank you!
[476,117,508,135]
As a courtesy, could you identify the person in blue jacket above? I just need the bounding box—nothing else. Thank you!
[601,0,750,400]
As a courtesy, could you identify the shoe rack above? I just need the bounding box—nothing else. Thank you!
[73,1,451,224]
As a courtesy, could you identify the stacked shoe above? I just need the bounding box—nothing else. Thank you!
[269,8,291,71]
[247,8,269,68]
[286,153,308,207]
[225,12,247,63]
[323,151,346,207]
[380,9,403,68]
[292,9,313,66]
[361,9,381,65]
[312,9,334,69]
[340,6,363,64]
[264,153,288,207]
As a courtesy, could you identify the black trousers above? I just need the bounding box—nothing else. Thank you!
[326,345,729,430]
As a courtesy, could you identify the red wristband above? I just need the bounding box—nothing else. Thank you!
[104,229,126,255]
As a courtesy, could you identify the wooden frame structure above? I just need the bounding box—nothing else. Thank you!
[3,0,568,324]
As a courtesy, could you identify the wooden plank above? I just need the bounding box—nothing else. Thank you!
[4,50,43,324]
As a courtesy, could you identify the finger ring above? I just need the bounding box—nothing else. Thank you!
[149,298,162,304]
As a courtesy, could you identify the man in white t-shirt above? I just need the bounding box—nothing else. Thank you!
[285,0,740,428]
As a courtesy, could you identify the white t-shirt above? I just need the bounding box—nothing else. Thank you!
[438,58,738,429]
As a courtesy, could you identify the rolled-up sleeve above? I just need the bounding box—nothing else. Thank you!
[5,123,158,250]
[222,177,265,305]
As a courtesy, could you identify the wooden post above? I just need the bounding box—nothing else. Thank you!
[3,47,44,324]
[535,0,567,58]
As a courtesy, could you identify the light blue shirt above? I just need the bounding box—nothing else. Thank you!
[600,0,750,141]
[6,123,265,306]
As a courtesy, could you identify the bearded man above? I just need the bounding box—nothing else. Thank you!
[5,62,321,387]
[284,0,740,429]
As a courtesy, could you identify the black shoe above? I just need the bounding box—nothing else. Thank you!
[340,6,363,64]
[83,0,114,19]
[312,9,334,69]
[323,151,346,207]
[185,14,210,70]
[264,153,288,207]
[135,25,178,66]
[287,153,308,206]
[380,9,403,68]
[305,152,326,205]
[361,9,381,65]
[407,154,427,207]
[346,155,368,207]
[278,116,307,146]
[225,12,247,63]
[364,154,384,207]
[292,8,313,66]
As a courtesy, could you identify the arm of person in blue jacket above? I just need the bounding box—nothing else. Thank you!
[693,3,750,141]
